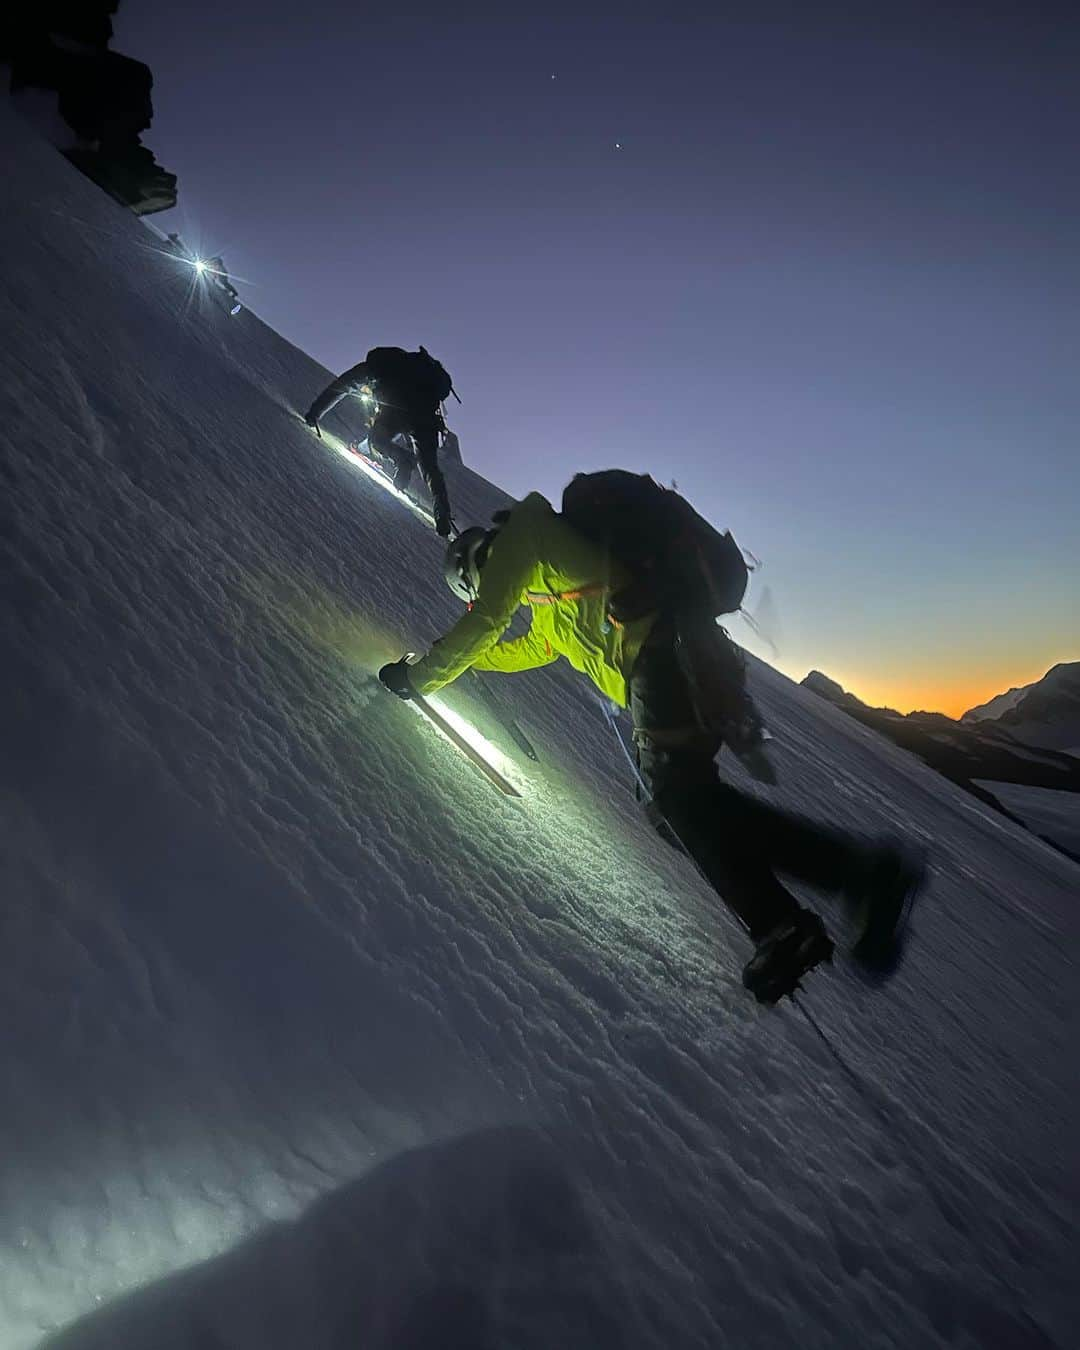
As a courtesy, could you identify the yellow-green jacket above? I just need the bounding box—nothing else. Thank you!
[409,493,657,706]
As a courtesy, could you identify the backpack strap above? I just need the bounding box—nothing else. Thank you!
[525,583,623,632]
[525,584,608,606]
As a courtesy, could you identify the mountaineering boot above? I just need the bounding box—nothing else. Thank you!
[742,908,834,1005]
[844,839,926,975]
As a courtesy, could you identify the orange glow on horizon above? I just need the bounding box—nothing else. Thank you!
[828,663,1063,720]
[861,683,1005,720]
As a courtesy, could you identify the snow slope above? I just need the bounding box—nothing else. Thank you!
[973,783,1080,864]
[1,104,1077,1350]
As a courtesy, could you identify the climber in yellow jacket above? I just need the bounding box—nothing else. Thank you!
[379,489,924,1004]
[403,492,654,704]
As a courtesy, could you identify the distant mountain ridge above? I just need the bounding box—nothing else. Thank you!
[800,667,1080,861]
[962,682,1033,722]
[964,662,1080,757]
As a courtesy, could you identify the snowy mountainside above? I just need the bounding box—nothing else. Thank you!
[1,103,1077,1350]
[962,663,1080,753]
[972,782,1080,862]
[990,663,1080,757]
[963,681,1036,723]
[799,670,1080,859]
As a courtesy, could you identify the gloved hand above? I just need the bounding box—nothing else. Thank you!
[378,658,416,700]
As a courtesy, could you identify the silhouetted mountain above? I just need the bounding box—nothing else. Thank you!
[962,682,1034,723]
[801,669,865,710]
[966,662,1080,757]
[800,669,1080,861]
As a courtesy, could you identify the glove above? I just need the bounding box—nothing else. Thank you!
[379,658,416,700]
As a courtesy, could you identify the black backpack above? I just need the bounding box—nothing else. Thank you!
[364,346,453,405]
[561,470,749,624]
[416,346,454,402]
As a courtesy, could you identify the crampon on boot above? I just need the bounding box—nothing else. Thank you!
[742,909,834,1005]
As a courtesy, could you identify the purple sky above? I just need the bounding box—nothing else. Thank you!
[115,2,1078,714]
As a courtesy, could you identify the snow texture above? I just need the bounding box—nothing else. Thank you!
[974,783,1080,863]
[1,104,1077,1349]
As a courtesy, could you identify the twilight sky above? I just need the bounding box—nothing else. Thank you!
[115,2,1078,716]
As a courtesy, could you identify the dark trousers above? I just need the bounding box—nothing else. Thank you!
[367,408,450,527]
[307,368,452,529]
[629,628,863,942]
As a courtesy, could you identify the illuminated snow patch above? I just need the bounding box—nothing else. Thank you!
[426,695,516,776]
[325,435,435,527]
[409,693,523,796]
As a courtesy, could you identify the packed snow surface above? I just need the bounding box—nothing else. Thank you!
[975,783,1080,863]
[1,106,1076,1349]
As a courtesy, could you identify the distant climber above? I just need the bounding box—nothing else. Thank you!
[304,347,456,537]
[378,477,925,1003]
[203,255,240,305]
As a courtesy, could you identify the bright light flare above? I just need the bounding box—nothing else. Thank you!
[194,259,206,275]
